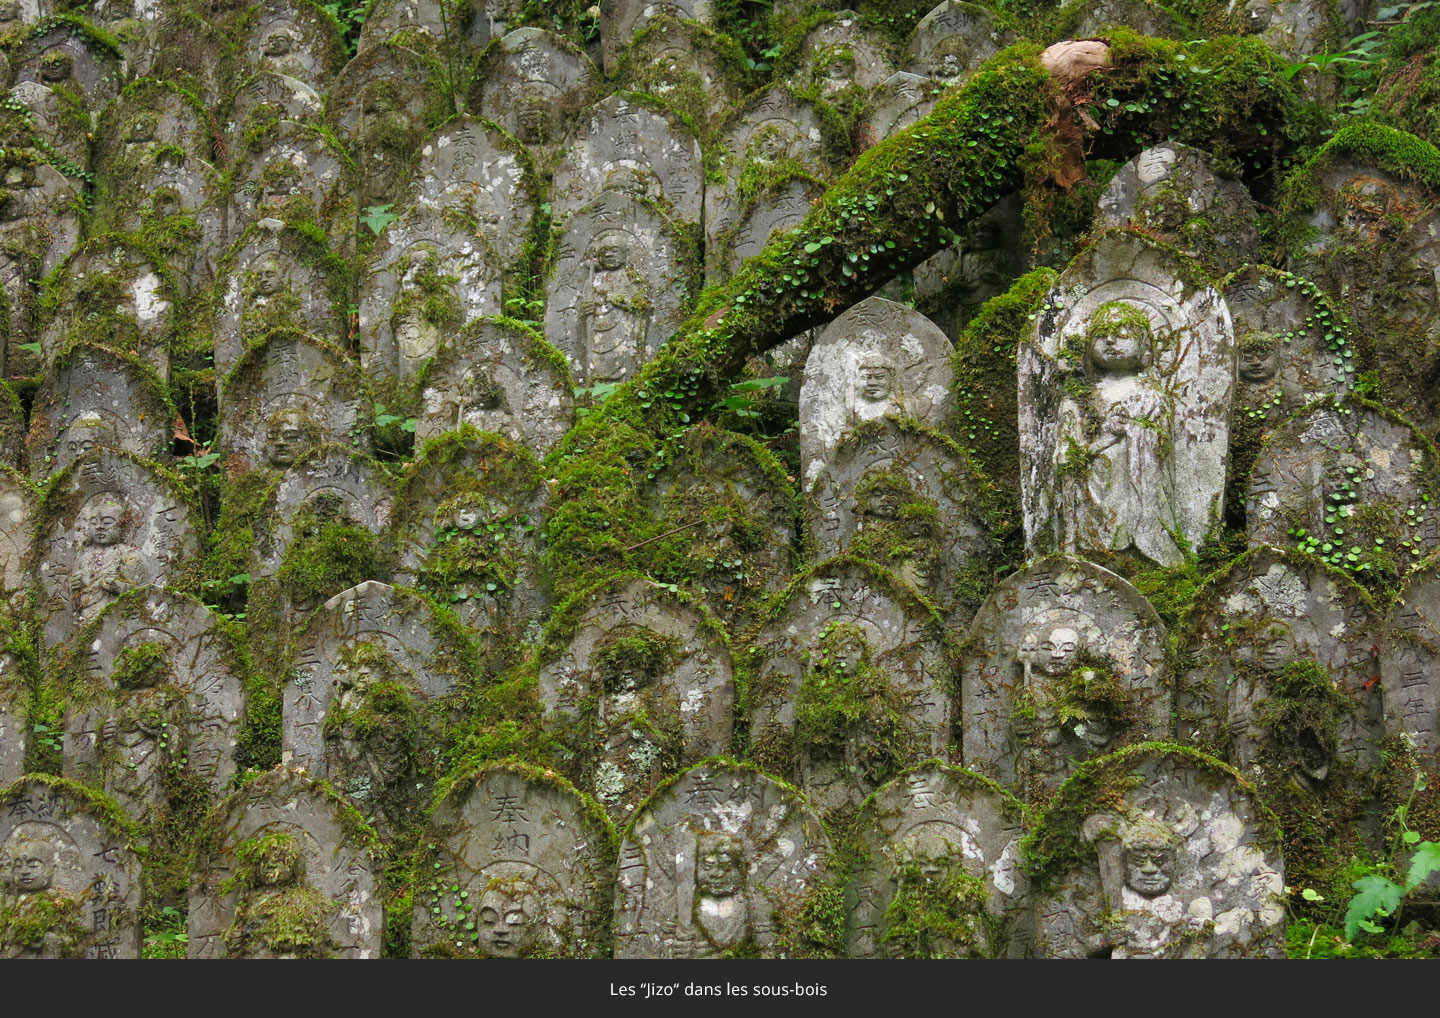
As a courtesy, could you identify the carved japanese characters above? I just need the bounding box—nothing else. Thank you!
[189,768,383,959]
[34,450,202,648]
[228,119,353,246]
[614,761,831,958]
[798,296,954,488]
[359,0,487,52]
[0,776,143,958]
[862,71,939,147]
[1096,143,1260,275]
[60,588,246,826]
[538,577,734,820]
[0,152,82,364]
[543,191,692,385]
[807,418,993,615]
[416,319,574,455]
[1247,399,1439,576]
[1019,231,1235,567]
[848,765,1029,958]
[218,329,371,473]
[473,28,594,153]
[1382,557,1440,769]
[1030,747,1286,959]
[707,174,825,283]
[601,0,712,71]
[285,582,475,831]
[27,344,175,480]
[961,556,1170,800]
[411,762,615,957]
[904,1,1015,83]
[747,559,949,813]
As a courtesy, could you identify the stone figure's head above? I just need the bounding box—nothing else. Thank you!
[893,826,968,884]
[1121,819,1179,898]
[856,356,895,404]
[263,407,315,468]
[929,39,973,80]
[590,229,631,273]
[261,25,297,58]
[514,83,554,145]
[695,833,745,899]
[818,622,869,678]
[63,412,116,460]
[818,48,855,90]
[252,254,288,297]
[460,368,507,415]
[242,831,304,889]
[4,836,56,893]
[1243,0,1273,33]
[1252,622,1297,673]
[593,625,676,694]
[80,492,132,548]
[1035,624,1081,679]
[476,880,540,958]
[38,48,72,84]
[751,120,793,162]
[361,78,402,117]
[125,112,158,145]
[0,2,24,25]
[1084,303,1152,376]
[1237,333,1279,384]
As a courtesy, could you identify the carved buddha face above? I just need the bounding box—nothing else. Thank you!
[1036,625,1080,678]
[38,49,72,84]
[461,370,506,414]
[1237,337,1279,384]
[254,256,286,297]
[1122,823,1177,898]
[592,231,630,272]
[0,2,23,24]
[255,836,302,888]
[695,833,745,898]
[514,85,551,145]
[857,359,894,403]
[264,408,309,468]
[820,51,855,89]
[261,28,295,58]
[477,885,537,957]
[126,113,158,144]
[1086,309,1150,376]
[6,839,55,892]
[82,494,128,548]
[1254,625,1296,672]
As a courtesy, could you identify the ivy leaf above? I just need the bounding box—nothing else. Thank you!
[360,203,397,235]
[1345,874,1403,941]
[1404,842,1440,893]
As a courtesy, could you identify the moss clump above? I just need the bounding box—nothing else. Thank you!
[272,498,393,612]
[0,885,92,958]
[221,832,339,959]
[881,860,994,959]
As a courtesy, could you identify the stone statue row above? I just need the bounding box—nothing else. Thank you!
[0,749,1288,959]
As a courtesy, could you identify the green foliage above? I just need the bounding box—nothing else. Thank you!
[1344,773,1440,941]
[360,204,398,235]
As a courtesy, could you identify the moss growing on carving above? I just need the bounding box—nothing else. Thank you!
[881,861,993,958]
[221,831,339,959]
[272,499,393,612]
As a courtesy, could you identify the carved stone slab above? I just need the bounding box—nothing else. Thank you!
[416,318,574,455]
[189,767,384,959]
[285,582,474,829]
[0,628,28,788]
[707,88,828,242]
[229,119,353,246]
[474,28,595,152]
[538,577,734,820]
[1019,231,1234,567]
[1247,400,1440,576]
[862,71,939,146]
[1243,0,1334,62]
[747,559,948,814]
[0,776,143,958]
[614,761,831,958]
[543,191,691,386]
[904,1,1015,83]
[411,761,615,957]
[218,329,370,474]
[27,344,174,480]
[617,17,745,126]
[226,69,324,129]
[35,450,202,648]
[961,556,1169,800]
[792,9,894,96]
[808,417,992,615]
[707,173,825,283]
[1382,557,1440,766]
[0,153,82,362]
[359,0,487,52]
[238,0,346,91]
[1181,547,1382,779]
[1031,747,1285,959]
[412,116,537,267]
[61,587,245,824]
[848,764,1028,958]
[600,0,710,72]
[1097,143,1260,274]
[799,296,954,488]
[14,25,124,108]
[0,467,34,592]
[552,95,702,225]
[1071,0,1185,37]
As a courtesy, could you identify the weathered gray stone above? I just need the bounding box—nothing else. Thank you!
[39,241,180,380]
[226,69,324,129]
[614,761,831,958]
[911,192,1026,337]
[416,318,574,455]
[1247,399,1440,576]
[848,764,1029,958]
[1031,747,1286,959]
[60,587,246,825]
[411,761,615,957]
[213,220,349,378]
[238,0,345,90]
[747,558,948,814]
[1236,0,1333,62]
[798,296,954,489]
[228,119,353,248]
[1180,546,1382,781]
[285,581,474,831]
[707,173,825,283]
[1019,231,1235,568]
[961,555,1169,800]
[0,776,144,958]
[862,71,939,147]
[553,95,703,225]
[792,10,894,96]
[27,344,174,480]
[359,0,487,52]
[14,24,125,108]
[189,767,384,958]
[1097,143,1260,275]
[0,153,82,369]
[1382,556,1440,768]
[218,329,371,474]
[0,625,28,788]
[614,16,745,127]
[544,190,692,385]
[601,0,711,73]
[904,1,1015,83]
[538,577,734,820]
[0,468,34,592]
[34,449,202,648]
[7,79,89,170]
[1070,0,1185,37]
[807,417,993,615]
[412,116,537,267]
[474,28,594,153]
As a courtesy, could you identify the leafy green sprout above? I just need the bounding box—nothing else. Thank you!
[1344,772,1440,941]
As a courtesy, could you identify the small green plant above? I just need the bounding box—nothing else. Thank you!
[180,449,221,471]
[374,404,417,433]
[360,204,399,235]
[31,723,60,752]
[1344,772,1440,941]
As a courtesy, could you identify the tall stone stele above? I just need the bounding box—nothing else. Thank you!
[1019,230,1235,567]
